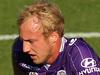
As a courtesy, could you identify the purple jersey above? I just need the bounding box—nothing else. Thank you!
[12,37,100,75]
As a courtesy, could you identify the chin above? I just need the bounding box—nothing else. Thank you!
[33,59,45,64]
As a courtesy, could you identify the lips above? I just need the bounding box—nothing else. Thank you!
[28,50,37,57]
[29,54,37,59]
[28,51,37,59]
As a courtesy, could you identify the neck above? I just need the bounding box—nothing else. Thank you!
[47,37,62,64]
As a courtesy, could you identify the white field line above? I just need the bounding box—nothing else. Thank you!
[64,32,100,38]
[0,34,18,40]
[0,32,100,40]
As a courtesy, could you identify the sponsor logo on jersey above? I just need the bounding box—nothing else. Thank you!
[29,72,38,75]
[79,58,100,75]
[69,38,77,46]
[81,58,96,68]
[19,63,31,69]
[57,70,67,75]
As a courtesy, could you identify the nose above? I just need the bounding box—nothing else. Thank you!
[23,41,31,53]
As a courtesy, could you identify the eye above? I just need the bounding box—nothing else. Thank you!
[28,40,34,44]
[24,39,37,44]
[28,39,37,44]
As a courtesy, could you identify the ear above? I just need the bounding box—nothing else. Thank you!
[49,32,59,43]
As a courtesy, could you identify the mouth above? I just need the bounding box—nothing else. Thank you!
[29,54,37,59]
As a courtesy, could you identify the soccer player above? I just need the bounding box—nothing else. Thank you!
[12,1,100,75]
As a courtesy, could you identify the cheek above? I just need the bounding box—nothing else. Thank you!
[31,38,52,55]
[37,43,51,55]
[39,44,50,52]
[35,39,49,50]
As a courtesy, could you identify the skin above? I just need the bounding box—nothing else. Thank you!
[19,16,62,64]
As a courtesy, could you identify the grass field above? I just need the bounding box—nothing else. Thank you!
[0,0,100,75]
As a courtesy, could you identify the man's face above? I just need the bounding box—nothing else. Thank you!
[19,17,53,64]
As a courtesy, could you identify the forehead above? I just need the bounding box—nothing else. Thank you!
[20,16,41,32]
[19,16,43,40]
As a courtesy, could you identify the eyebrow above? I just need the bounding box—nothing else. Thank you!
[19,37,29,42]
[19,37,29,41]
[19,37,36,42]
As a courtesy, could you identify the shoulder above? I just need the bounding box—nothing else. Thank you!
[65,38,94,56]
[65,38,100,71]
[64,37,100,74]
[64,37,100,60]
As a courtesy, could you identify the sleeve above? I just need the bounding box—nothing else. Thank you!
[12,38,26,75]
[68,38,100,75]
[12,38,35,75]
[12,38,42,75]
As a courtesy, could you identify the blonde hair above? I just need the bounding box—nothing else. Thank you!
[18,1,64,37]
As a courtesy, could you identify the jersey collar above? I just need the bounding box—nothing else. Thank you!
[59,37,67,52]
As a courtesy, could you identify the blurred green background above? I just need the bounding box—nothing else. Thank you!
[0,0,100,75]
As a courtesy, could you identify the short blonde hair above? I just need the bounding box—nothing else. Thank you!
[18,1,64,37]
